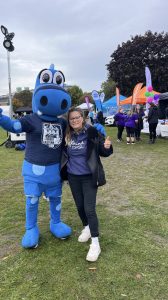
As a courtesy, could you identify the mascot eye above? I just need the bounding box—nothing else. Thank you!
[53,71,65,87]
[40,70,52,84]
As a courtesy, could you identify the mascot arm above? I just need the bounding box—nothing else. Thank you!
[93,123,106,137]
[0,108,22,133]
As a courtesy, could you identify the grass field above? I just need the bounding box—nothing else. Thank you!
[0,127,168,300]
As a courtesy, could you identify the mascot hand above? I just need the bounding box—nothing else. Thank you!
[93,123,106,136]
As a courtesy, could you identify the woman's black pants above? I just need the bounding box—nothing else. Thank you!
[68,173,99,237]
[117,125,124,140]
[149,123,158,140]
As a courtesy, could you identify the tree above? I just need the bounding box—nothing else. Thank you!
[12,97,24,111]
[79,93,93,105]
[12,89,33,110]
[107,31,168,96]
[101,79,116,100]
[67,85,83,106]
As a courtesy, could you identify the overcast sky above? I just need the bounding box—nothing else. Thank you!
[0,0,167,95]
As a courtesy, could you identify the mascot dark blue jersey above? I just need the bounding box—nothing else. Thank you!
[0,64,72,248]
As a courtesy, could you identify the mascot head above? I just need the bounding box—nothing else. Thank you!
[32,64,71,121]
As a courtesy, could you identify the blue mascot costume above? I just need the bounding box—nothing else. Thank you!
[0,64,72,248]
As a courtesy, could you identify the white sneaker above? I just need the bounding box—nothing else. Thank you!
[78,227,91,242]
[86,243,101,262]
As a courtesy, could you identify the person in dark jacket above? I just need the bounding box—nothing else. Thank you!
[114,107,125,142]
[96,110,104,125]
[61,107,113,262]
[134,105,144,141]
[148,103,159,143]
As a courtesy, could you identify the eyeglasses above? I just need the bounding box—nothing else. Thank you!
[69,115,82,121]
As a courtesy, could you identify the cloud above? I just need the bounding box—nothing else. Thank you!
[0,0,168,95]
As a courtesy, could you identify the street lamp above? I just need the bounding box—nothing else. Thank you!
[1,25,15,118]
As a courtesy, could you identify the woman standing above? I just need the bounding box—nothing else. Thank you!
[61,107,113,262]
[134,105,144,141]
[114,107,125,142]
[125,109,138,144]
[148,103,159,143]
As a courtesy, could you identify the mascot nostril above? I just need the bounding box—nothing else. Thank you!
[61,99,68,110]
[40,96,48,106]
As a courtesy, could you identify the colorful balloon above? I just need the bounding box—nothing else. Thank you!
[147,86,153,92]
[147,97,153,103]
[145,91,150,97]
[154,94,160,100]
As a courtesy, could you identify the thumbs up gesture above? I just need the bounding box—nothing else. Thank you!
[104,136,111,149]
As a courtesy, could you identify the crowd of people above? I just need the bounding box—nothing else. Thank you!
[114,103,159,144]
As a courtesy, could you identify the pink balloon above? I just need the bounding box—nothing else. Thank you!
[147,97,153,103]
[147,86,153,92]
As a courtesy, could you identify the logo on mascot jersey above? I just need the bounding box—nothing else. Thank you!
[42,123,63,149]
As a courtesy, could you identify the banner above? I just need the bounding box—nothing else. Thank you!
[91,90,103,111]
[84,96,90,110]
[145,66,152,88]
[145,66,152,111]
[116,87,120,107]
[132,83,143,105]
[100,92,105,103]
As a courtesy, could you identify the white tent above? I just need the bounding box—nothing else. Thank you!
[77,103,94,110]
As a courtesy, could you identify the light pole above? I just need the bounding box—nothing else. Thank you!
[1,25,15,118]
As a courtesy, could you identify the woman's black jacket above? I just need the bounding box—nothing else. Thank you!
[148,106,159,124]
[61,126,113,187]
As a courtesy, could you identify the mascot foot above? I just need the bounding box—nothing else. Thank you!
[50,221,72,239]
[21,226,40,249]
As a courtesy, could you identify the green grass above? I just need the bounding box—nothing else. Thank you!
[0,127,168,300]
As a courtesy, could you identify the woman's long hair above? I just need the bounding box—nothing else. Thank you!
[65,107,85,145]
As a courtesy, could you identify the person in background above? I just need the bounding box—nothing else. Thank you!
[93,117,106,136]
[134,105,144,141]
[61,107,113,262]
[165,106,168,119]
[96,110,104,125]
[88,109,94,125]
[148,102,159,144]
[86,111,106,136]
[114,107,125,142]
[125,109,138,144]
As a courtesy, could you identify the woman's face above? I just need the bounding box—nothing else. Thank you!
[69,111,84,130]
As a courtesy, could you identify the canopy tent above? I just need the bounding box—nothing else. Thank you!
[159,92,168,101]
[120,86,160,105]
[103,94,126,108]
[77,103,94,110]
[15,106,32,113]
[102,94,126,115]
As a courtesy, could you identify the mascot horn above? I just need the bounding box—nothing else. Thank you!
[0,64,72,248]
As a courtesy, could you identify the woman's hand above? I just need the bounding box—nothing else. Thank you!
[104,136,112,149]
